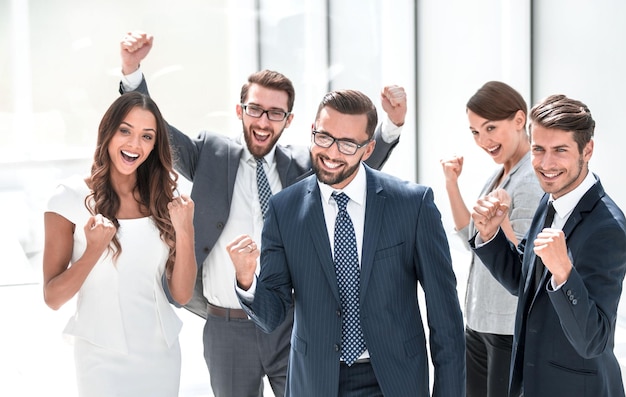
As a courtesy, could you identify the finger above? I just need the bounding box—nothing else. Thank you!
[387,87,406,104]
[226,235,249,251]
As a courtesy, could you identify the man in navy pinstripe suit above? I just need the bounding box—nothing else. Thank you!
[229,89,465,396]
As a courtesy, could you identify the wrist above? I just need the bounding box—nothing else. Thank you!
[121,63,140,76]
[390,118,405,127]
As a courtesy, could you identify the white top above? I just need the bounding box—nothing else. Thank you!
[46,176,182,353]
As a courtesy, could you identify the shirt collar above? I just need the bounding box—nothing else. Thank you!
[318,163,367,207]
[550,171,596,219]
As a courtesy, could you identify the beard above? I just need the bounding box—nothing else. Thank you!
[311,152,362,187]
[242,120,283,158]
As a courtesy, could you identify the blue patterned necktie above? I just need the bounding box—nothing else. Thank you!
[255,158,273,220]
[332,192,366,365]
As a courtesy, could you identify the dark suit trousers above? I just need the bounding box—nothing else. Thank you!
[203,306,293,397]
[338,361,383,397]
[466,327,513,397]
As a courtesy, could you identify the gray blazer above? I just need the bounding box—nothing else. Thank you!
[121,78,400,316]
[457,153,542,334]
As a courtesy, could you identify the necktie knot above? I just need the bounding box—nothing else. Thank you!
[333,192,350,213]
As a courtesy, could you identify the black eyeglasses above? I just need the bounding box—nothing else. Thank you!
[241,104,290,121]
[311,130,371,156]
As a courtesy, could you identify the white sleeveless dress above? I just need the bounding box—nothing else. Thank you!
[47,176,183,397]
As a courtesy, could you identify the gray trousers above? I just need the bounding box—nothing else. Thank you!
[203,306,293,397]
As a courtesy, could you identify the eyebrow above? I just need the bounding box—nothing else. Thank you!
[468,119,496,131]
[121,121,156,133]
[315,129,360,144]
[247,103,288,112]
[532,143,569,150]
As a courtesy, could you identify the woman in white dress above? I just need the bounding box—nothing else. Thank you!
[42,92,197,397]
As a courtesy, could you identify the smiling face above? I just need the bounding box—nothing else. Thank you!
[107,107,157,178]
[468,109,529,171]
[530,123,593,199]
[310,106,374,189]
[237,83,293,158]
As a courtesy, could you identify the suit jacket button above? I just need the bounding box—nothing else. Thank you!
[566,289,573,296]
[217,222,225,229]
[336,310,341,317]
[203,247,210,253]
[334,344,340,352]
[572,299,578,305]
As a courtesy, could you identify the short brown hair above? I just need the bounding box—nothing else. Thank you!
[530,94,595,153]
[315,90,378,139]
[240,70,296,112]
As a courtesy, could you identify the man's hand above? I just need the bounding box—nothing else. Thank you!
[120,30,154,75]
[471,189,510,242]
[381,85,407,126]
[534,229,572,285]
[226,235,259,291]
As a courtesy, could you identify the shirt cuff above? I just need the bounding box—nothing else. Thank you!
[549,276,566,291]
[381,116,402,143]
[120,67,143,92]
[235,275,257,303]
[474,227,500,247]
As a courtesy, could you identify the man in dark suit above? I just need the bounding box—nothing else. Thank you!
[470,94,626,397]
[119,31,407,397]
[228,89,465,396]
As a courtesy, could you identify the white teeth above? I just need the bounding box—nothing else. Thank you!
[254,130,269,137]
[323,159,341,169]
[487,145,500,153]
[122,150,139,158]
[543,172,559,178]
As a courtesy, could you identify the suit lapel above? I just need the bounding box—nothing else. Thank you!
[561,178,603,238]
[302,178,342,304]
[227,140,243,205]
[360,167,384,298]
[528,178,603,303]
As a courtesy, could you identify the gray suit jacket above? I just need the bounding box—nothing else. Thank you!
[240,166,465,396]
[121,78,400,316]
[459,153,542,334]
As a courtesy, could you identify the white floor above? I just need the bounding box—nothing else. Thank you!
[2,239,626,396]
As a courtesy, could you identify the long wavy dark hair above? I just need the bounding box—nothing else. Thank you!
[86,92,178,275]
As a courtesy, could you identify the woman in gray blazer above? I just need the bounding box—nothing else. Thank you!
[440,81,543,397]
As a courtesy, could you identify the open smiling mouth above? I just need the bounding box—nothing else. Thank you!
[540,171,562,180]
[321,157,344,170]
[121,150,139,163]
[253,130,270,142]
[487,144,501,155]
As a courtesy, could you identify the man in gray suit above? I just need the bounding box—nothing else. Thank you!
[229,89,465,396]
[119,31,407,397]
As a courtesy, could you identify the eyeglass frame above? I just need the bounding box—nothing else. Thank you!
[240,104,291,121]
[311,130,371,156]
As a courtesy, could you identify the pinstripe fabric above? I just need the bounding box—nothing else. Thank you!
[239,165,465,397]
